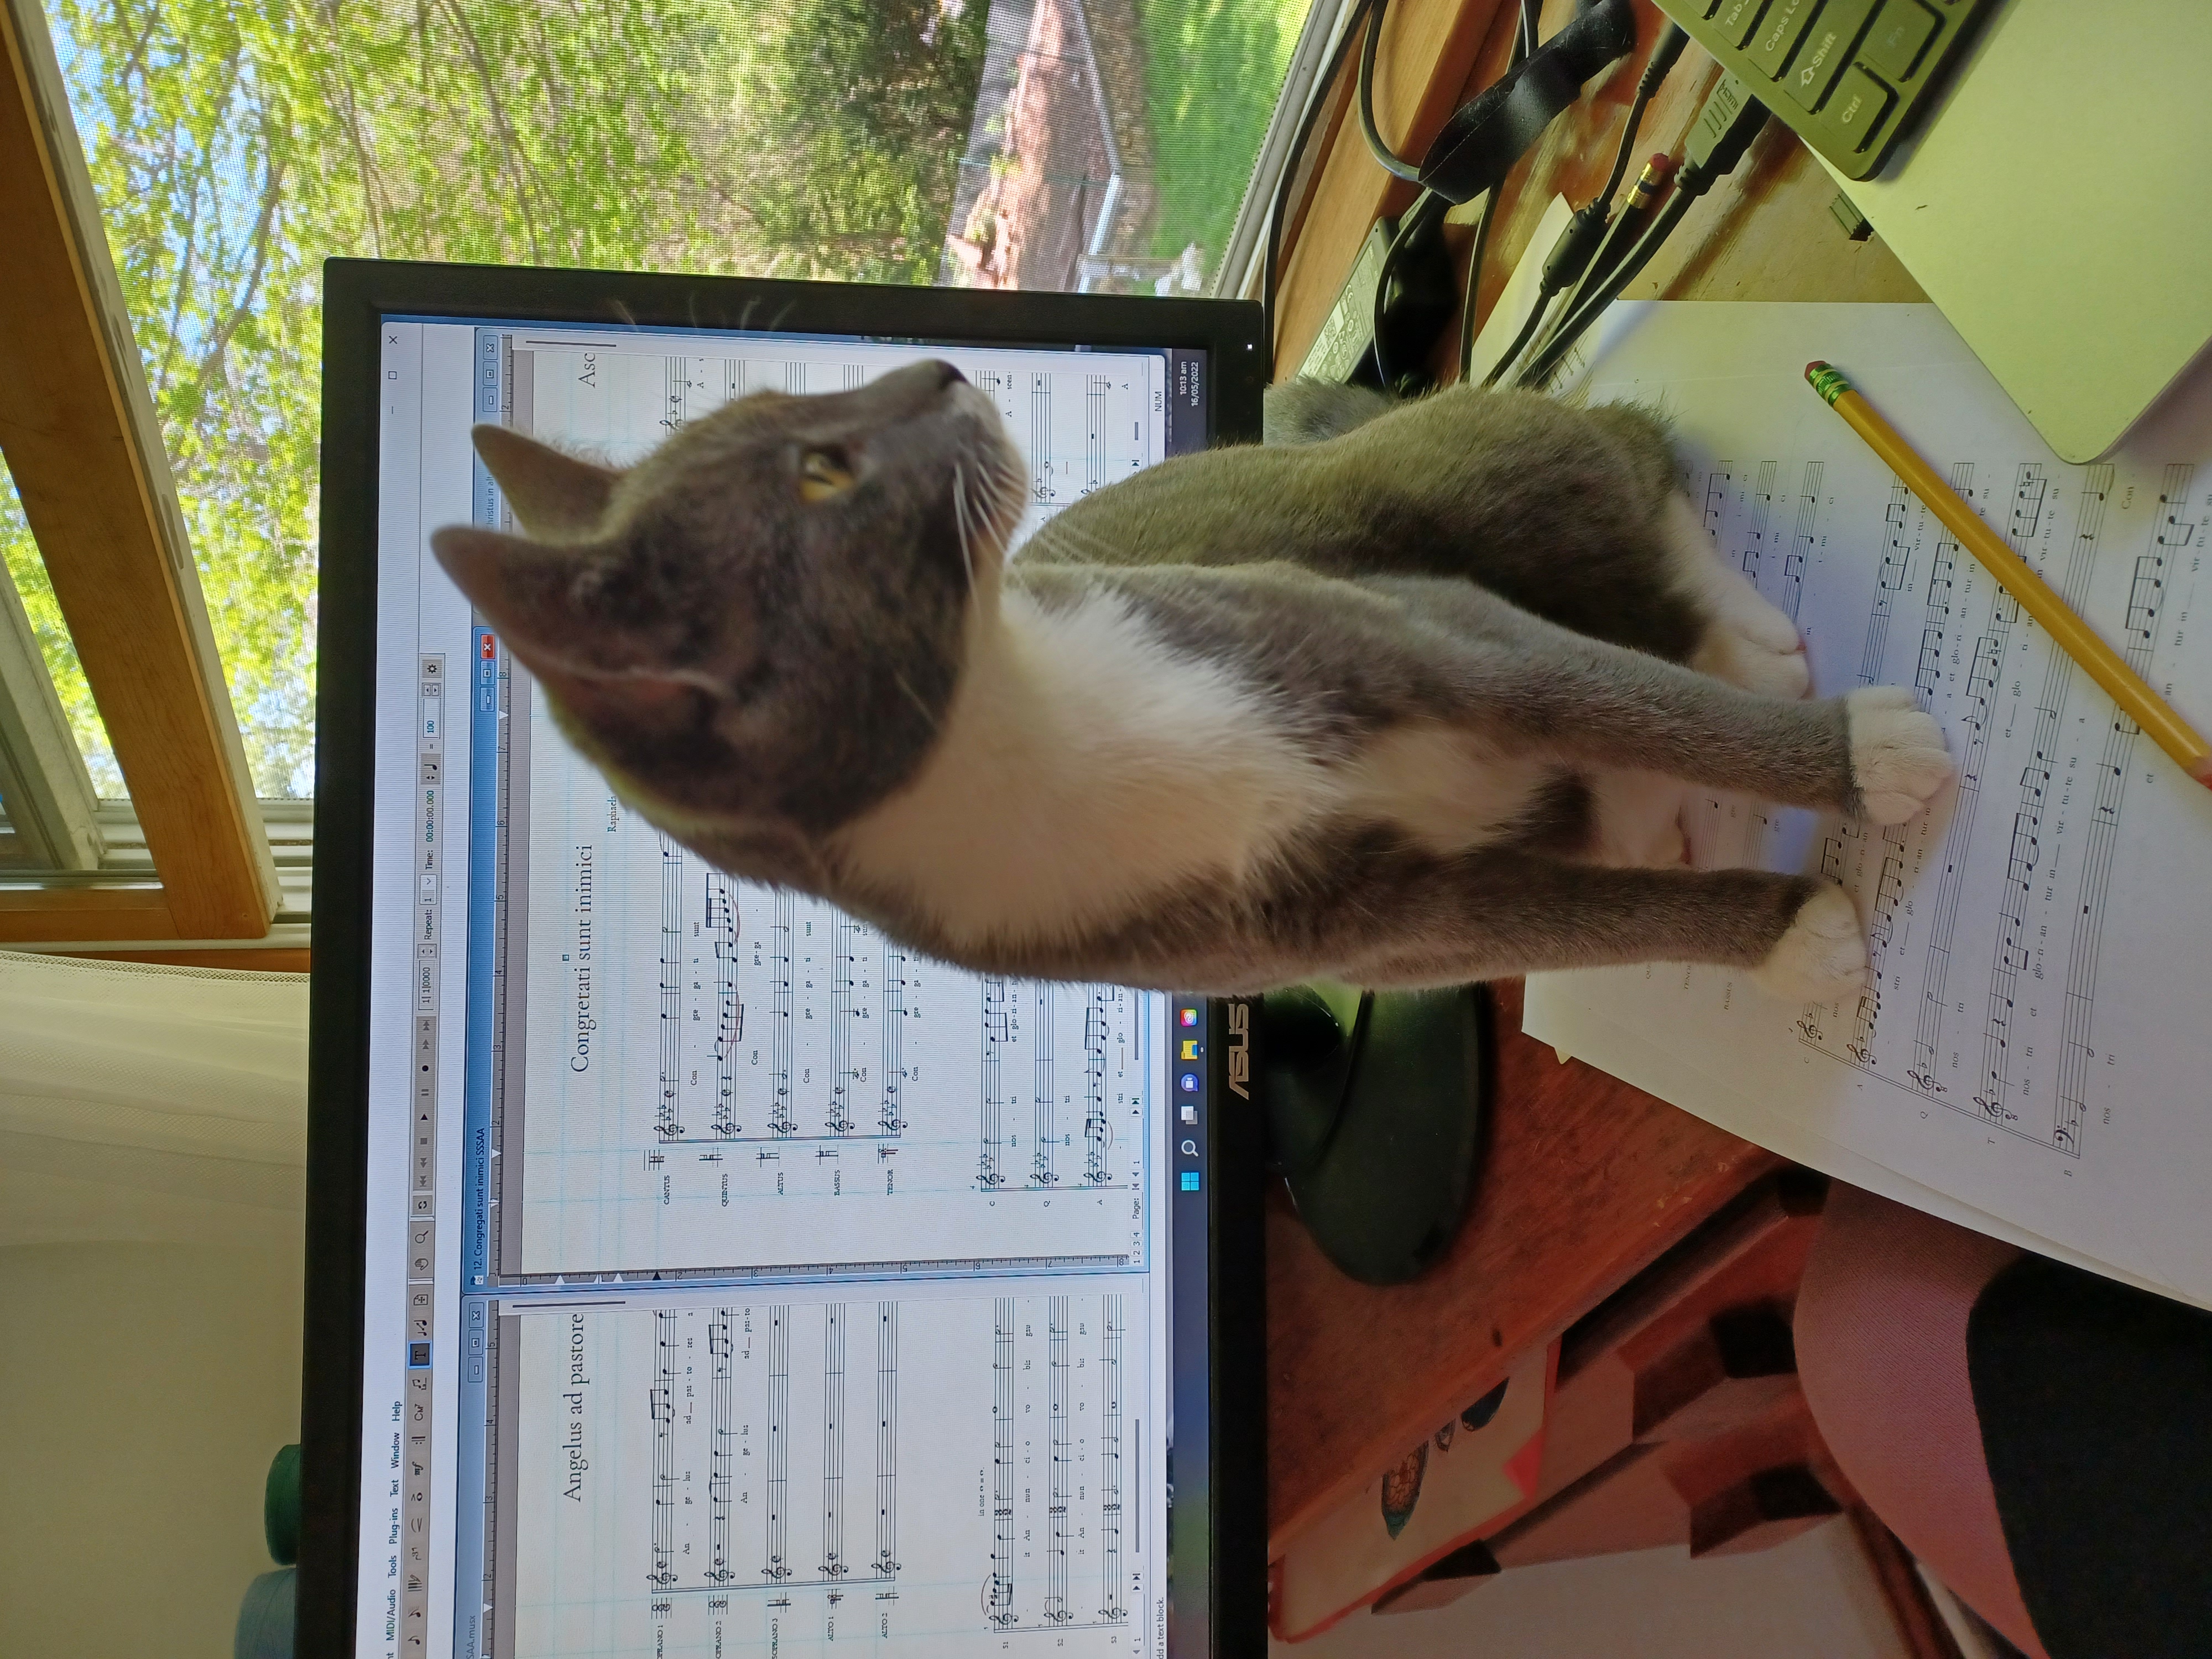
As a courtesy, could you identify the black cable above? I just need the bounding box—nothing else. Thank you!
[1524,149,1671,374]
[1595,25,1686,214]
[1479,289,1555,388]
[1514,24,1691,378]
[1465,17,1683,385]
[1514,72,1770,390]
[1522,189,1697,383]
[1357,0,1423,182]
[1371,189,1445,389]
[1264,1,1376,377]
[1454,0,1537,380]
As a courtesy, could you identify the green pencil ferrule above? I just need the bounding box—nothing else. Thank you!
[1806,361,1852,406]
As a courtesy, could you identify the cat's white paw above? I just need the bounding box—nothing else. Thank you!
[1846,687,1953,824]
[1698,627,1813,700]
[1665,494,1812,698]
[1752,883,1869,1004]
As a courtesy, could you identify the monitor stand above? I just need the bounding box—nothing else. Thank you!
[1260,981,1489,1285]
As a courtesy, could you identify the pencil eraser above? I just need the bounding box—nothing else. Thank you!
[2188,754,2212,790]
[1806,361,1828,378]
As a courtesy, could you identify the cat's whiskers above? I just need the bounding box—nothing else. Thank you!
[889,666,942,734]
[950,460,978,594]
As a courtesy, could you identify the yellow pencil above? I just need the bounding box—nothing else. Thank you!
[1806,361,2212,792]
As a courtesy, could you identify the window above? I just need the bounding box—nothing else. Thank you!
[2,0,1315,951]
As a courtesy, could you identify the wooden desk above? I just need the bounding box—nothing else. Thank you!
[1267,982,1780,1546]
[1264,0,1931,1564]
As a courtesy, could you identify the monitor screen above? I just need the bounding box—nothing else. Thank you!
[351,309,1236,1659]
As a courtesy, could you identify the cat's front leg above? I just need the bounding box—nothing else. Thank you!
[1420,591,1954,825]
[1331,851,1870,1004]
[1657,493,1813,700]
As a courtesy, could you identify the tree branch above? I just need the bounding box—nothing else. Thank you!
[429,0,543,263]
[190,140,285,404]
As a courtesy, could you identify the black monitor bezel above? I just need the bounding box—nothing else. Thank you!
[302,257,1270,1657]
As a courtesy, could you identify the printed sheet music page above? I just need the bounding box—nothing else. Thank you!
[1526,302,2212,1308]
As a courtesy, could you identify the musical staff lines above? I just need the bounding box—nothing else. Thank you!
[1084,374,1110,497]
[2055,465,2180,1153]
[1083,995,1113,1186]
[706,875,740,1138]
[873,1305,900,1579]
[1978,465,2103,1129]
[980,979,1011,1188]
[827,918,863,1136]
[1858,479,1916,684]
[649,846,912,1146]
[1033,988,1058,1187]
[621,1303,910,1599]
[519,745,1152,1276]
[1782,450,2169,1165]
[1729,461,1780,582]
[708,1310,735,1584]
[1099,1297,1126,1622]
[658,838,685,1142]
[1045,1297,1073,1624]
[983,984,1136,1191]
[768,893,797,1138]
[1030,375,1054,503]
[978,1295,1132,1633]
[881,950,909,1136]
[651,1309,678,1588]
[988,1298,1016,1624]
[820,1306,847,1582]
[1779,462,1823,619]
[514,1293,1140,1655]
[765,1307,791,1583]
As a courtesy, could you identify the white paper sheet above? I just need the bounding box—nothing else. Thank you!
[1525,303,2212,1308]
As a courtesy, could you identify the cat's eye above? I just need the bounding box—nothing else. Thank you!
[797,448,855,503]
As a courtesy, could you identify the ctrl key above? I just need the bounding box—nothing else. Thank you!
[1819,64,1895,152]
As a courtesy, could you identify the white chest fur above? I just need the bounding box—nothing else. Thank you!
[830,587,1546,950]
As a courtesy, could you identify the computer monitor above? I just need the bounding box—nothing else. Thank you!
[303,260,1270,1659]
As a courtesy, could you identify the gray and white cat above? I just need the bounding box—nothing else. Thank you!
[431,360,1952,1001]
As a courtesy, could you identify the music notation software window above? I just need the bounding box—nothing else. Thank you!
[362,318,1220,1659]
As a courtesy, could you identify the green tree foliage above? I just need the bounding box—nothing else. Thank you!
[693,0,988,281]
[2,0,987,802]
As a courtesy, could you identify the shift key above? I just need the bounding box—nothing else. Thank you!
[1784,0,1877,111]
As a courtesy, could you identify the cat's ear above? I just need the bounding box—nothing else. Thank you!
[430,525,613,670]
[431,526,714,732]
[471,424,618,541]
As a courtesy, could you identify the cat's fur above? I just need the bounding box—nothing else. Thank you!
[431,361,1953,1000]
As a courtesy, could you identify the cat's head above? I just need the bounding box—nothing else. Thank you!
[431,359,1026,843]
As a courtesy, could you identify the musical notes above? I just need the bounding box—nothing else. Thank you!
[1098,1298,1127,1623]
[1032,988,1058,1188]
[708,1310,735,1585]
[1044,1297,1073,1625]
[1779,461,1823,622]
[1082,996,1113,1187]
[979,979,1010,1189]
[1759,444,2184,1164]
[1535,303,2212,1319]
[820,1306,847,1581]
[650,1310,679,1589]
[518,677,1153,1277]
[515,1292,1143,1655]
[1858,480,1917,685]
[656,838,685,1143]
[2056,465,2172,1148]
[987,1298,1017,1625]
[873,1306,899,1581]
